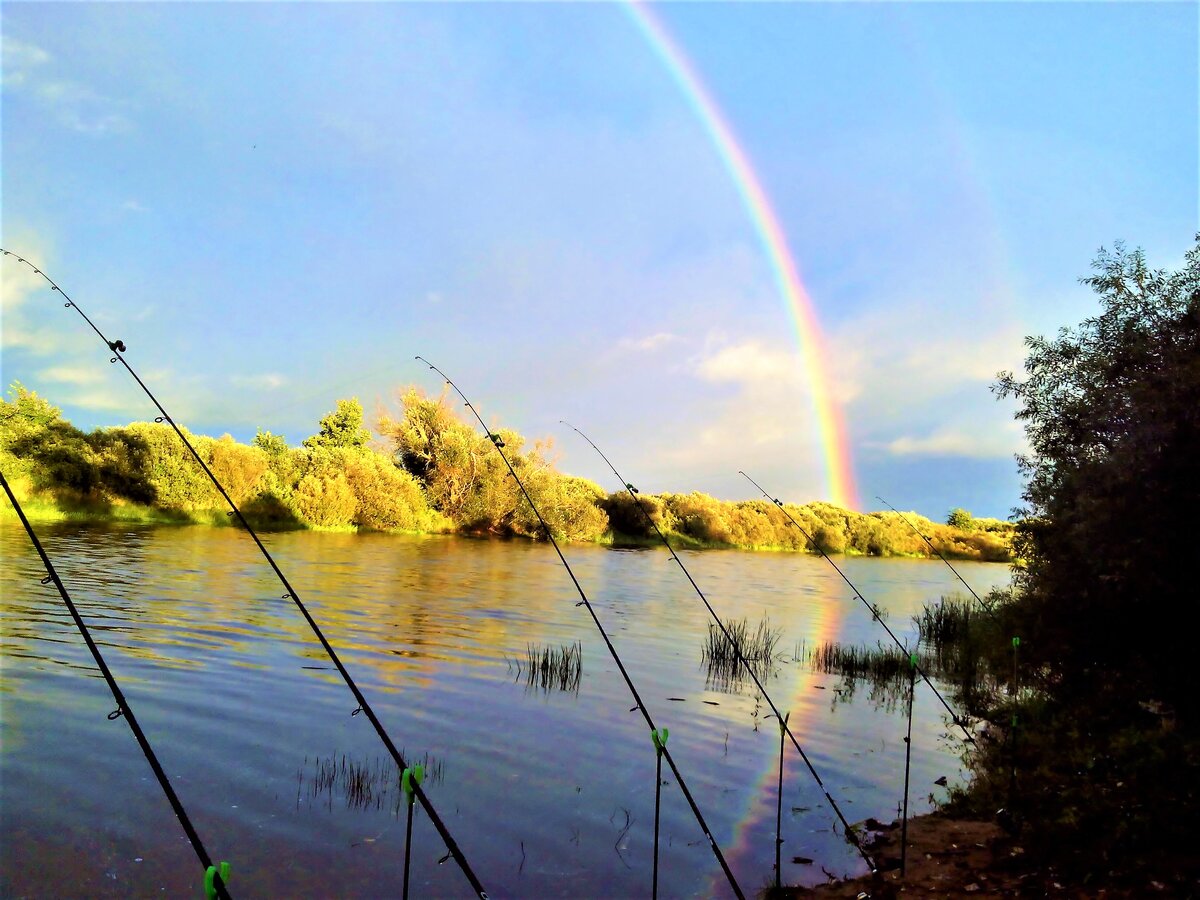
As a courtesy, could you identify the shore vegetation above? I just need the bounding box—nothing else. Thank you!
[1,384,1012,560]
[878,237,1200,895]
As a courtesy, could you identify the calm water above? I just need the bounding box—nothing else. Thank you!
[0,523,1010,898]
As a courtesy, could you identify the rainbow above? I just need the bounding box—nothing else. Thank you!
[706,580,852,888]
[624,4,864,884]
[623,1,859,511]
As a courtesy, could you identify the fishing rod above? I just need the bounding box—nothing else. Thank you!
[1,470,233,900]
[876,495,1026,817]
[416,357,746,900]
[560,421,877,873]
[875,496,996,618]
[1,250,488,899]
[739,471,977,747]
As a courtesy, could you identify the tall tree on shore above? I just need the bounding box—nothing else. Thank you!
[303,397,370,451]
[994,235,1200,721]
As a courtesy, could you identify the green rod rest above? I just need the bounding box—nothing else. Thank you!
[204,862,231,900]
[402,765,425,807]
[651,728,669,754]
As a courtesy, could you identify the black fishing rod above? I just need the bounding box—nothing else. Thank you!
[416,357,746,900]
[739,472,976,747]
[1,470,233,900]
[876,495,1026,817]
[560,421,877,873]
[1,250,488,899]
[874,496,996,618]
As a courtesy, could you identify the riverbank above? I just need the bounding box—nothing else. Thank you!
[768,810,1187,898]
[2,384,1015,560]
[0,493,1014,561]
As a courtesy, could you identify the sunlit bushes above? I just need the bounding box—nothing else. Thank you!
[380,389,608,542]
[512,471,609,542]
[343,449,449,532]
[207,435,269,504]
[600,489,1013,560]
[290,471,357,528]
[0,385,443,533]
[2,381,1013,556]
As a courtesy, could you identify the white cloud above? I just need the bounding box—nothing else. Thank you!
[68,386,144,412]
[39,365,103,386]
[1,36,50,87]
[1,245,66,355]
[617,332,681,353]
[230,373,287,391]
[625,335,826,499]
[884,422,1025,460]
[2,35,133,134]
[828,297,1026,433]
[695,340,802,386]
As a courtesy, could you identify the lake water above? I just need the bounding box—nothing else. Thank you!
[0,523,1010,898]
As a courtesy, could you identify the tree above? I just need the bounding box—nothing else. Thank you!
[994,236,1200,721]
[379,388,521,529]
[946,508,974,530]
[1,383,101,494]
[303,398,370,450]
[253,429,289,457]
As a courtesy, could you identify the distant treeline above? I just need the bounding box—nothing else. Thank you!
[0,383,1013,561]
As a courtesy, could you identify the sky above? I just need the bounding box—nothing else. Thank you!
[1,1,1196,521]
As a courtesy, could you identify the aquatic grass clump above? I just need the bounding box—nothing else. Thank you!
[798,640,925,713]
[805,640,915,680]
[508,641,583,694]
[299,751,446,815]
[914,594,976,649]
[912,593,1018,717]
[702,616,781,691]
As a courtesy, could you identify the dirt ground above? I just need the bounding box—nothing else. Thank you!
[766,811,1185,899]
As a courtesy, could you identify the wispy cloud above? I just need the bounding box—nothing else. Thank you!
[67,386,145,412]
[883,422,1026,460]
[39,364,104,386]
[617,331,681,353]
[2,35,133,135]
[1,36,50,82]
[1,244,66,355]
[695,339,802,386]
[230,373,288,391]
[626,336,827,499]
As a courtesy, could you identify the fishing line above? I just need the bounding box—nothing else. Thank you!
[560,421,876,872]
[877,495,1026,820]
[739,471,977,747]
[0,470,233,900]
[874,496,997,619]
[416,357,746,900]
[1,250,488,899]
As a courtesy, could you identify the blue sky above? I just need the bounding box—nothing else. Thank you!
[2,2,1195,520]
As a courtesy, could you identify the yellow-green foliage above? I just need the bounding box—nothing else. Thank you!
[343,449,448,532]
[604,488,1013,560]
[513,468,609,542]
[0,383,100,494]
[115,422,220,510]
[1,385,443,533]
[380,389,609,542]
[208,434,269,504]
[2,381,1011,556]
[291,471,358,528]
